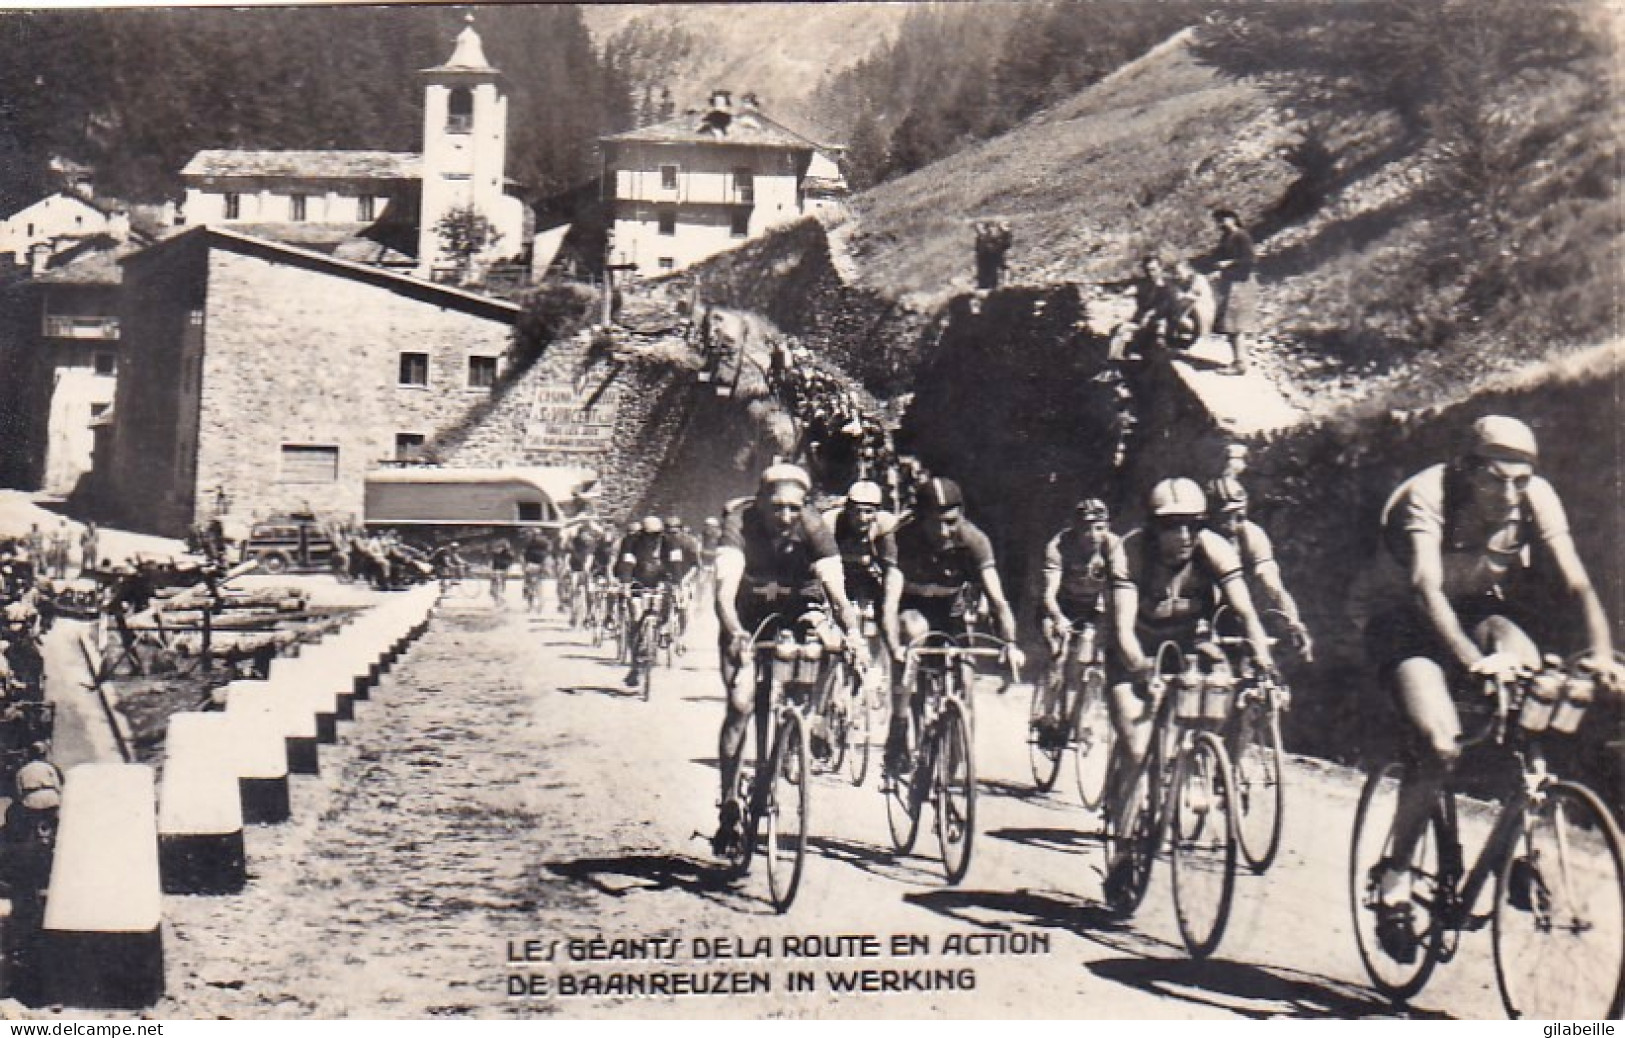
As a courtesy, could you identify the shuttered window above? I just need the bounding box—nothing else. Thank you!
[280,444,339,484]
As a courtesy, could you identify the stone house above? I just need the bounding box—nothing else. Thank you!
[601,91,847,276]
[103,225,521,536]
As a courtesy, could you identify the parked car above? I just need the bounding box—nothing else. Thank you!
[239,514,339,575]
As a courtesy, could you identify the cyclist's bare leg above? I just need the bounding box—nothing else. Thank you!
[886,610,931,767]
[718,649,754,809]
[1385,657,1459,896]
[1105,678,1154,840]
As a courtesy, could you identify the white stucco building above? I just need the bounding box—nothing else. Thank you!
[601,92,848,275]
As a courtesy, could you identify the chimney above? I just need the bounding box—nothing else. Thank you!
[28,242,52,276]
[740,93,760,112]
[709,90,732,111]
[108,209,130,243]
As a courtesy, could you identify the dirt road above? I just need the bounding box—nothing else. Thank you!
[149,589,1514,1019]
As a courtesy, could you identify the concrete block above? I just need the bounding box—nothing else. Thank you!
[42,764,164,1008]
[223,703,289,824]
[157,713,245,894]
[225,681,318,775]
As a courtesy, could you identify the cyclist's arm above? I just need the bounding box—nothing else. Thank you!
[881,563,905,661]
[1040,540,1065,626]
[1217,573,1275,672]
[1542,530,1615,667]
[813,556,861,641]
[1109,582,1145,673]
[1250,557,1304,630]
[713,547,747,642]
[977,564,1019,645]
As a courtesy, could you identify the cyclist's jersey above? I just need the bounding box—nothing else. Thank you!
[566,528,599,571]
[616,531,674,588]
[591,537,618,574]
[1109,527,1243,638]
[1353,463,1569,626]
[699,525,722,563]
[666,531,701,578]
[885,515,996,618]
[821,506,898,606]
[489,547,516,572]
[1043,527,1120,620]
[719,500,839,621]
[522,541,549,567]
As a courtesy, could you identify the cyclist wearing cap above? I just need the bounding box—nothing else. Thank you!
[822,480,900,613]
[616,517,679,688]
[1034,498,1121,743]
[1102,477,1274,901]
[1205,476,1313,658]
[664,517,702,640]
[881,476,1023,772]
[1357,415,1620,962]
[713,463,862,856]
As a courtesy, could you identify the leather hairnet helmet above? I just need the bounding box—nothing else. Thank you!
[1147,477,1207,519]
[641,516,665,534]
[1075,498,1110,522]
[846,481,884,507]
[1468,415,1538,465]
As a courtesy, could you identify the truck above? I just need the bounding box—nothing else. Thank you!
[362,466,599,558]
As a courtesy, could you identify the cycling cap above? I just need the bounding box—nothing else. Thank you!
[1205,477,1248,514]
[665,516,684,529]
[846,481,884,507]
[1468,415,1537,465]
[759,463,812,492]
[1148,477,1207,519]
[917,477,964,512]
[703,517,721,527]
[1225,443,1249,460]
[1075,498,1110,522]
[641,517,665,534]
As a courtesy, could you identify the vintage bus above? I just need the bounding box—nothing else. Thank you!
[362,466,599,557]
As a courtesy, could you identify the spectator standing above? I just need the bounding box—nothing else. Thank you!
[78,522,98,577]
[1168,260,1216,349]
[1212,208,1259,375]
[974,220,1013,291]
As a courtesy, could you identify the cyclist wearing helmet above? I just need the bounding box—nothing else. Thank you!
[881,477,1024,773]
[821,480,900,613]
[664,516,702,639]
[616,517,677,688]
[1205,476,1313,658]
[713,463,862,856]
[1357,415,1621,962]
[1103,477,1274,901]
[1034,498,1121,744]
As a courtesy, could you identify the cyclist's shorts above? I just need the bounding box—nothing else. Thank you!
[1057,595,1104,626]
[1106,618,1205,690]
[898,596,964,640]
[1364,596,1529,694]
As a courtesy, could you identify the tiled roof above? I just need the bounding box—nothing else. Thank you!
[603,110,816,151]
[222,223,369,252]
[33,239,147,286]
[181,150,421,181]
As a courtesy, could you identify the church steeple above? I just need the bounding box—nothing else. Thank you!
[416,15,518,280]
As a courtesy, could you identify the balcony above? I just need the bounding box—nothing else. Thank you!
[43,315,120,340]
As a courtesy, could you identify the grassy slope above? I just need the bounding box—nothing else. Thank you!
[845,27,1623,420]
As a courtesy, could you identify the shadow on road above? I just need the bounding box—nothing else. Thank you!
[808,834,949,886]
[903,886,1125,940]
[986,825,1105,856]
[559,685,643,699]
[545,852,756,911]
[1085,955,1433,1020]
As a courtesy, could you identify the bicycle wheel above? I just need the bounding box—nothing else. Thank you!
[1494,780,1625,1020]
[1233,695,1286,872]
[1170,732,1238,958]
[935,697,976,885]
[1073,666,1112,812]
[637,614,657,701]
[1349,761,1448,1003]
[1106,736,1164,917]
[844,662,873,787]
[885,747,923,855]
[813,663,847,776]
[765,710,810,912]
[1027,666,1065,793]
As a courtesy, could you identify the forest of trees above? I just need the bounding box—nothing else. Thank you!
[0,6,634,215]
[813,1,1214,190]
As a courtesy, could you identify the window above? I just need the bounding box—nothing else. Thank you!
[517,501,545,522]
[447,87,474,133]
[93,351,116,375]
[357,196,376,222]
[733,167,754,203]
[658,208,676,236]
[90,403,109,418]
[730,210,750,238]
[279,444,339,484]
[290,194,308,222]
[660,164,678,190]
[399,352,429,386]
[189,309,205,327]
[658,257,675,271]
[224,193,241,220]
[468,355,498,389]
[394,433,426,461]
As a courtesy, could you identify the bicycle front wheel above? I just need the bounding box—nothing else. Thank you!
[1073,667,1112,812]
[1494,780,1625,1020]
[765,710,810,912]
[637,614,657,701]
[844,662,873,787]
[1170,732,1238,959]
[935,697,977,885]
[1233,696,1286,872]
[1027,668,1064,793]
[885,745,922,854]
[1349,761,1447,1003]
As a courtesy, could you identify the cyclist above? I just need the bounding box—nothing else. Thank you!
[713,463,862,857]
[561,520,601,623]
[615,517,677,688]
[822,480,899,614]
[1205,477,1313,658]
[664,517,702,641]
[488,539,516,607]
[521,532,550,613]
[1102,477,1275,902]
[1356,416,1621,962]
[697,516,723,598]
[880,477,1023,774]
[1034,497,1120,750]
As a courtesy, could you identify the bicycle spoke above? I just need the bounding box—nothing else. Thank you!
[1171,733,1237,958]
[936,699,976,885]
[1349,762,1447,1001]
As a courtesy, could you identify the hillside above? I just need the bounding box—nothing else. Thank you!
[581,2,907,130]
[841,13,1622,421]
